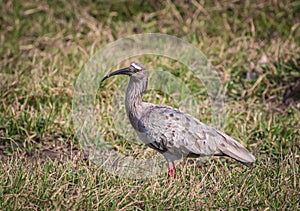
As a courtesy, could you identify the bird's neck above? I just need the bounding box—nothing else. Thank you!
[125,77,147,130]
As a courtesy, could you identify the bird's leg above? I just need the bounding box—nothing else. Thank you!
[168,161,175,177]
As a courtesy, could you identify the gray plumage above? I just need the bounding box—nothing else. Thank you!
[101,62,256,176]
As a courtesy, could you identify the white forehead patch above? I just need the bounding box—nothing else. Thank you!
[131,63,142,70]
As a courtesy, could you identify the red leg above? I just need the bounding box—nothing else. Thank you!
[168,161,175,177]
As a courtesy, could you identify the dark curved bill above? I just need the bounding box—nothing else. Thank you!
[101,67,132,82]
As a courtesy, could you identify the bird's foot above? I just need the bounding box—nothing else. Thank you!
[168,168,175,177]
[168,161,175,177]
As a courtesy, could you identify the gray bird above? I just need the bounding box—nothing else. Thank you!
[101,62,256,177]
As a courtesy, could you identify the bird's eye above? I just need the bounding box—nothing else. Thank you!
[134,68,142,73]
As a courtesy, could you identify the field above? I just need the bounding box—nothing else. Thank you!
[0,0,299,210]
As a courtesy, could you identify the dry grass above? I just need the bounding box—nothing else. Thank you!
[0,0,299,210]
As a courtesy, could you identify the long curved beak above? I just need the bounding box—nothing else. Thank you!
[101,67,132,82]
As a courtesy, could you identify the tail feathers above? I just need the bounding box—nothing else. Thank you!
[216,130,256,166]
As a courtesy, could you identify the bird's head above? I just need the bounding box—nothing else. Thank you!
[101,62,147,83]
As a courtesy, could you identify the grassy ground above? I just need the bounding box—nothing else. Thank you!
[1,0,300,210]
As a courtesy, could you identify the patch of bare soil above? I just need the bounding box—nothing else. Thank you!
[283,78,300,106]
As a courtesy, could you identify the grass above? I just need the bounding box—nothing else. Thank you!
[0,0,300,210]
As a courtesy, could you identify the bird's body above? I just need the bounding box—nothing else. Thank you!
[101,62,255,176]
